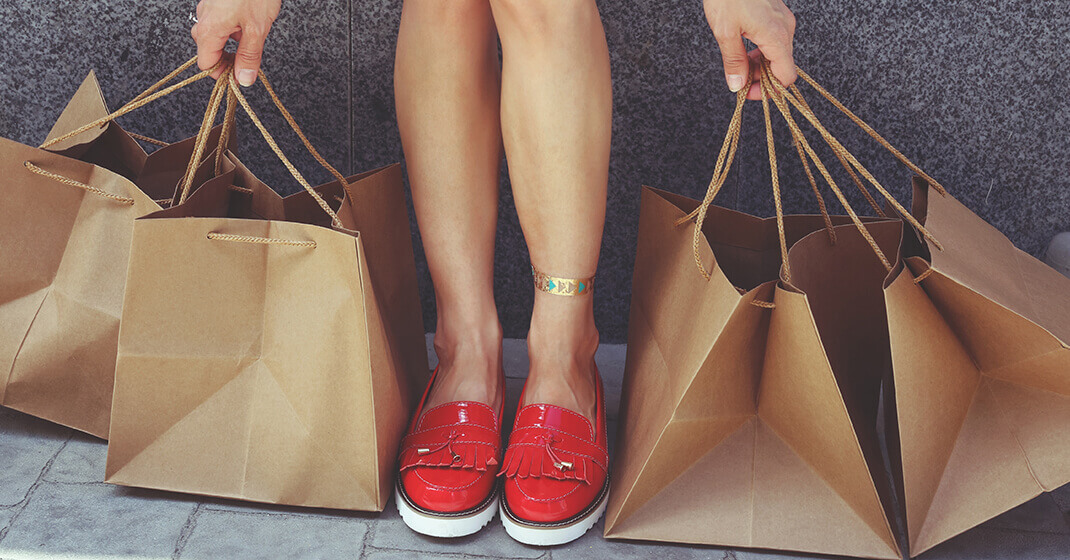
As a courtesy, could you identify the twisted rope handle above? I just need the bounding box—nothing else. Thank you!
[681,58,946,281]
[214,86,238,176]
[788,83,886,218]
[39,56,218,151]
[128,56,200,105]
[128,132,170,147]
[207,232,316,248]
[223,74,343,227]
[177,68,232,204]
[23,161,135,205]
[674,78,749,280]
[765,65,943,253]
[759,72,792,283]
[758,60,893,273]
[794,67,947,196]
[257,71,352,201]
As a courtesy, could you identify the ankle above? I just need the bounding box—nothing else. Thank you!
[527,301,599,368]
[433,306,503,366]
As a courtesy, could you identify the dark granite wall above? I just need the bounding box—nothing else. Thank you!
[2,1,1068,343]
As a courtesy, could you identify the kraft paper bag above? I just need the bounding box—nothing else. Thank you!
[883,177,1070,556]
[0,70,233,439]
[105,148,429,511]
[606,186,905,559]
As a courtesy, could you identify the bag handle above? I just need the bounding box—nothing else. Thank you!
[256,70,353,201]
[27,57,234,206]
[176,69,232,204]
[679,57,943,281]
[186,69,347,230]
[39,56,219,151]
[761,62,942,253]
[22,161,135,205]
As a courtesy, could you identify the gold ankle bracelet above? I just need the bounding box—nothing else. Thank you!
[531,265,594,297]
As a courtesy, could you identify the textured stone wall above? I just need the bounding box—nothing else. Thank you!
[2,0,1067,342]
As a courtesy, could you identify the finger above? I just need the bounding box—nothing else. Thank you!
[234,26,267,87]
[747,82,763,101]
[192,22,229,77]
[713,32,750,93]
[751,28,797,87]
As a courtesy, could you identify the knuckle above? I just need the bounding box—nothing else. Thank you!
[712,26,736,41]
[243,22,270,39]
[236,48,262,62]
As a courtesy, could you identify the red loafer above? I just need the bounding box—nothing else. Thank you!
[498,368,610,545]
[395,367,503,537]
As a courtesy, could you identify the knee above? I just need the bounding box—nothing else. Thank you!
[404,0,492,33]
[490,0,599,43]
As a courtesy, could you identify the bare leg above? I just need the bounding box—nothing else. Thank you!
[395,0,504,412]
[489,0,612,422]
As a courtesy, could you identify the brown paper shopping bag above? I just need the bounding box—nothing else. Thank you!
[607,183,907,558]
[105,72,428,511]
[883,177,1070,555]
[605,65,928,558]
[0,57,236,438]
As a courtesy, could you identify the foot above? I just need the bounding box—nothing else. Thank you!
[499,368,609,545]
[423,326,504,413]
[520,351,598,424]
[521,290,600,423]
[397,370,504,537]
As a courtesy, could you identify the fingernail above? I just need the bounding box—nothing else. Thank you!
[727,74,744,92]
[237,69,256,87]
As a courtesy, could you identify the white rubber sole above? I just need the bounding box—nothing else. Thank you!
[395,485,498,538]
[500,490,608,546]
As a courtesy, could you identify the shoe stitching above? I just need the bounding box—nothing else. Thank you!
[508,425,594,447]
[417,401,500,431]
[409,421,499,437]
[510,477,584,502]
[399,440,500,453]
[515,404,594,440]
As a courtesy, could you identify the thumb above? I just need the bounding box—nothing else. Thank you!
[715,33,750,93]
[234,28,267,87]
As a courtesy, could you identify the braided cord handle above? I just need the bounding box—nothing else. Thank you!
[30,56,234,208]
[683,58,944,281]
[39,56,219,151]
[223,73,343,227]
[176,68,232,204]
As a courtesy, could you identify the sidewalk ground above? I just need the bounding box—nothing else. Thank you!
[1,337,1067,559]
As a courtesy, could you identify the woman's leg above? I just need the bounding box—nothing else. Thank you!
[488,0,612,422]
[395,0,504,411]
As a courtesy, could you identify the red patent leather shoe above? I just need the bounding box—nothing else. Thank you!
[395,367,503,537]
[498,368,609,545]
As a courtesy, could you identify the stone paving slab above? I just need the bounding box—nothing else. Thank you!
[0,482,194,559]
[41,432,106,485]
[368,498,543,559]
[0,508,16,537]
[0,340,1068,560]
[0,409,69,507]
[179,508,368,559]
[557,518,728,560]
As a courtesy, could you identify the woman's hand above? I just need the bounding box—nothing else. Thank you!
[191,0,282,86]
[703,0,796,99]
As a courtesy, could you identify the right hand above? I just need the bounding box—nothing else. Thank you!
[703,0,796,100]
[191,0,282,86]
